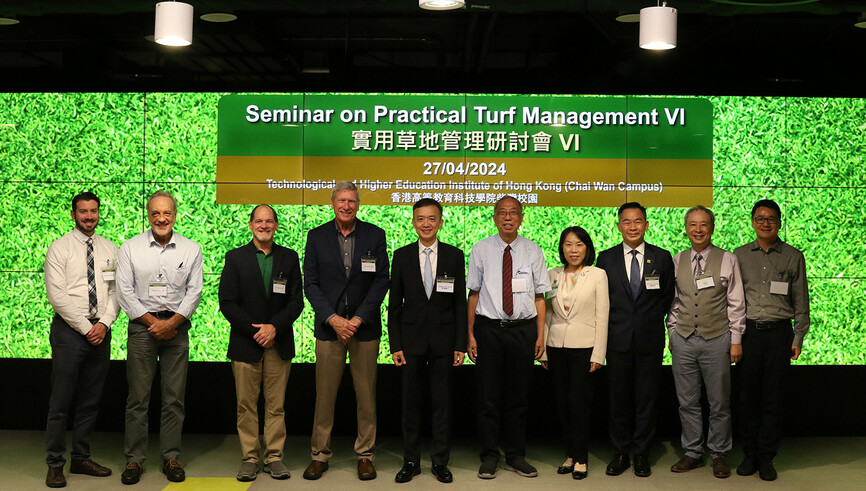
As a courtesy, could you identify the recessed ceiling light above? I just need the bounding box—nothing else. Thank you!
[615,13,641,23]
[419,0,465,11]
[856,13,866,29]
[201,13,237,23]
[0,17,20,26]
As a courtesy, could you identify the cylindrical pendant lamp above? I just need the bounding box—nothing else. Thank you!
[155,2,194,46]
[640,5,677,50]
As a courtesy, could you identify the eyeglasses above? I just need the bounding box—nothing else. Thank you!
[496,210,522,218]
[752,217,779,225]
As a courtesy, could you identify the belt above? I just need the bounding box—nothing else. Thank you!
[477,315,536,328]
[149,310,176,320]
[746,318,791,330]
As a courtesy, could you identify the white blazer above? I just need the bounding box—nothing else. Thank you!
[542,265,609,365]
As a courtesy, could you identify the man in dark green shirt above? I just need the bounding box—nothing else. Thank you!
[733,199,810,482]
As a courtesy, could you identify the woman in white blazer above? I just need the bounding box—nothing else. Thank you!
[541,226,609,480]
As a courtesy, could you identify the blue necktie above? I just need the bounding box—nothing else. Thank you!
[629,249,641,299]
[423,247,433,299]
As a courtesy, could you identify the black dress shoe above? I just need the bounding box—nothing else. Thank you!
[759,459,777,481]
[634,454,651,477]
[557,462,574,474]
[395,462,420,483]
[121,462,142,485]
[606,453,630,476]
[572,465,588,480]
[432,464,453,483]
[162,459,185,482]
[737,455,758,476]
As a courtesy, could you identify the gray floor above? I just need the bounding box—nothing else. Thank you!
[3,430,865,490]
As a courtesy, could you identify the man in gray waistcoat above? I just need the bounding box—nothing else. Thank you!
[666,205,745,479]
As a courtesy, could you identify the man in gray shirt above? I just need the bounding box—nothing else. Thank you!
[733,199,809,481]
[667,205,745,479]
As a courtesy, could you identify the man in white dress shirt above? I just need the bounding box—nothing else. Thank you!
[44,191,119,488]
[116,190,203,485]
[667,205,745,479]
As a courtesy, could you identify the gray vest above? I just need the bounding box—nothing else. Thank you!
[675,247,730,340]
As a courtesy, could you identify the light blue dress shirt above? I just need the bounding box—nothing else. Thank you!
[116,229,203,321]
[467,234,551,320]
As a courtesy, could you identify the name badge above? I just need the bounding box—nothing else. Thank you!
[149,282,168,296]
[361,254,377,273]
[511,278,529,293]
[102,269,116,282]
[273,278,287,294]
[695,274,714,290]
[645,276,660,290]
[770,280,789,295]
[436,276,455,293]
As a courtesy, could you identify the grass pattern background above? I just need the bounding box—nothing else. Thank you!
[0,92,863,364]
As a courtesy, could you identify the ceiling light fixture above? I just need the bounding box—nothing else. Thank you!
[856,13,866,29]
[640,2,677,50]
[154,1,194,47]
[0,16,19,26]
[419,0,465,11]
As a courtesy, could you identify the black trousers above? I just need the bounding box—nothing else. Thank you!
[548,346,595,463]
[45,315,111,468]
[401,352,452,465]
[606,348,663,457]
[474,317,536,463]
[739,323,794,459]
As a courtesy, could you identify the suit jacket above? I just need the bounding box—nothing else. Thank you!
[388,241,468,357]
[219,241,304,363]
[542,265,609,365]
[596,242,675,353]
[303,218,390,341]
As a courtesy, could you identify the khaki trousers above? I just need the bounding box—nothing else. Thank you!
[310,338,379,461]
[232,347,292,464]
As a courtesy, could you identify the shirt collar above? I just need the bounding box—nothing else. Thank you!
[334,219,356,236]
[418,239,439,255]
[494,234,521,251]
[749,239,782,253]
[147,229,176,248]
[622,241,645,256]
[690,245,713,261]
[71,227,93,243]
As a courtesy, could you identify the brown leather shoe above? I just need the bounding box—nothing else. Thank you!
[357,458,377,480]
[303,460,329,480]
[46,467,66,488]
[670,455,704,473]
[70,459,112,477]
[712,456,731,478]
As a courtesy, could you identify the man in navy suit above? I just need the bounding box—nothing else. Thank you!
[302,181,389,481]
[389,198,467,484]
[219,204,304,482]
[596,202,675,478]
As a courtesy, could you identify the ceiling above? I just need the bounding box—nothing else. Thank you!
[1,1,865,96]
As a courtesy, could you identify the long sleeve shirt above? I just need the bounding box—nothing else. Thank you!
[44,228,120,335]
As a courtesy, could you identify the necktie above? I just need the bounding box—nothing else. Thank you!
[86,238,97,317]
[423,247,433,299]
[502,245,513,317]
[694,253,704,277]
[629,250,641,299]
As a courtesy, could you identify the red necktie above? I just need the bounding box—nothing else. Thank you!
[502,245,513,317]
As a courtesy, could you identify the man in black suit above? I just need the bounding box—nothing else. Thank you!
[302,180,390,481]
[596,202,675,478]
[219,204,304,482]
[389,198,467,484]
